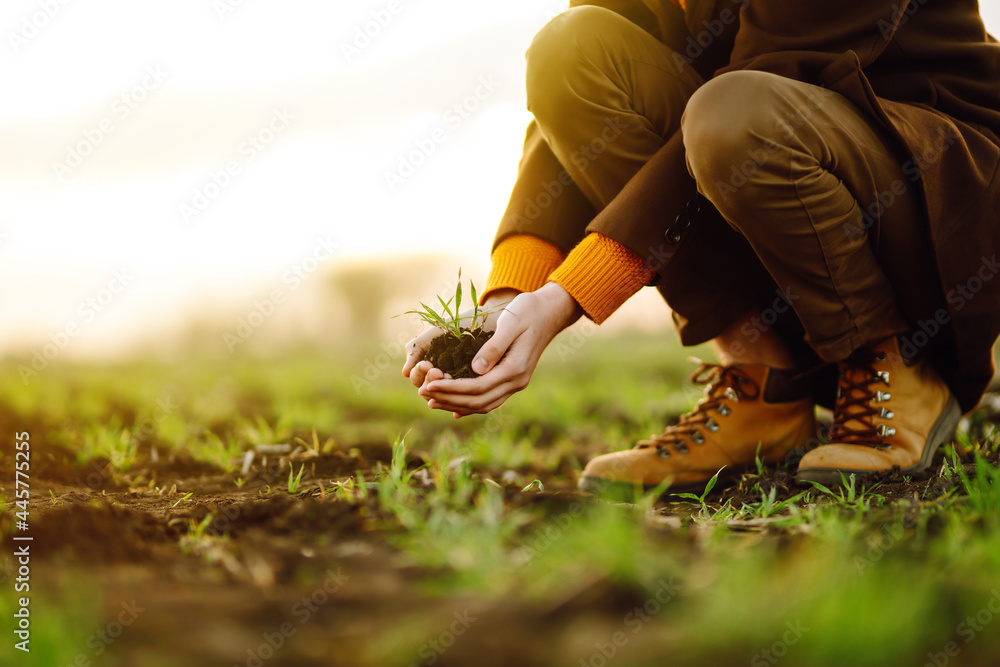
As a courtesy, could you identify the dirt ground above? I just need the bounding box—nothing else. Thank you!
[2,434,602,666]
[4,389,998,667]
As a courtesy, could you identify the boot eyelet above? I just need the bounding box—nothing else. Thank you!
[879,408,894,419]
[692,432,705,445]
[724,387,739,402]
[717,405,731,417]
[705,419,720,433]
[875,391,891,403]
[876,371,890,384]
[876,353,887,362]
[675,443,689,454]
[656,446,671,459]
[877,424,896,437]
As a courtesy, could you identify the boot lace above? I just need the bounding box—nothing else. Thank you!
[829,349,894,448]
[639,362,760,458]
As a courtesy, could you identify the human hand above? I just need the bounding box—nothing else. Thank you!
[402,288,518,388]
[416,282,581,417]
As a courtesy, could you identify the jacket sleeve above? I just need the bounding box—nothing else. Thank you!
[491,120,597,254]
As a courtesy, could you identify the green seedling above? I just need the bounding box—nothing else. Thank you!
[288,464,306,494]
[521,479,544,493]
[806,474,884,510]
[673,467,724,514]
[753,443,764,477]
[396,269,503,339]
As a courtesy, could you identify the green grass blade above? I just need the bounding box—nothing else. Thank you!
[470,280,479,329]
[805,480,835,497]
[702,467,724,499]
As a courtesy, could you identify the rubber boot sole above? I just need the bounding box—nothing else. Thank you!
[796,395,961,487]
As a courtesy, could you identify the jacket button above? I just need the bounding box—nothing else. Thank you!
[685,196,702,216]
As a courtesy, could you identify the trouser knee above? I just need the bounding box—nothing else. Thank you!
[683,71,799,206]
[526,6,624,128]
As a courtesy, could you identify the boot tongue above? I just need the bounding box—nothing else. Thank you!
[691,363,763,403]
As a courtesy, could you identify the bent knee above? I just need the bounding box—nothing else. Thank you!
[682,71,795,191]
[526,6,624,118]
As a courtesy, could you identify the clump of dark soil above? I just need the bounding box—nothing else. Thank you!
[424,327,493,378]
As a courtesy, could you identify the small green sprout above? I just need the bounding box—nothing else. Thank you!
[288,464,306,494]
[673,467,724,513]
[396,269,502,339]
[521,479,544,493]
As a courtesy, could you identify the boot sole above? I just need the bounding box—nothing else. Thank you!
[796,395,962,487]
[578,467,742,503]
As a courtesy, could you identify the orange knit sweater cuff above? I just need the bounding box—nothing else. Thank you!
[480,235,565,304]
[548,233,656,324]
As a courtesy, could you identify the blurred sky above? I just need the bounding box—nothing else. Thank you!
[1,1,999,356]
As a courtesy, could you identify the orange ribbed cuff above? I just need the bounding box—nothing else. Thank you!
[481,234,565,304]
[548,233,655,324]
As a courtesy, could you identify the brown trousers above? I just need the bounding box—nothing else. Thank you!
[526,6,940,364]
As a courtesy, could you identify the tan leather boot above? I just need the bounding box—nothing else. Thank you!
[578,362,817,501]
[796,336,961,485]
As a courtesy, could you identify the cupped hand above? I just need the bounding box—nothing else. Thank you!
[416,282,581,417]
[402,288,518,389]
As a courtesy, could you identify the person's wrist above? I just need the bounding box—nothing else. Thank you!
[538,281,582,329]
[483,288,519,309]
